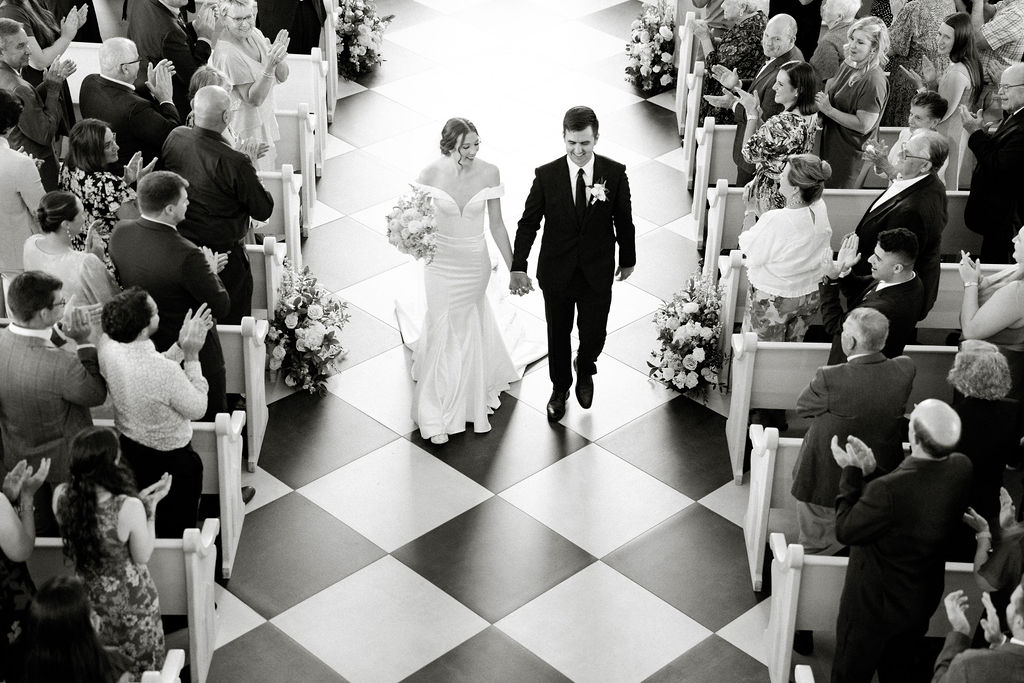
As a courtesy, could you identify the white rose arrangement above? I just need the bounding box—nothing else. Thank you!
[335,0,394,80]
[387,186,438,263]
[649,269,725,396]
[625,0,678,94]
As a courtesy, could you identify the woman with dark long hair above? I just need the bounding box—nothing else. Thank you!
[9,576,131,683]
[52,427,170,677]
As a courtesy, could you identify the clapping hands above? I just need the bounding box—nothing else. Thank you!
[898,55,935,91]
[830,434,876,475]
[235,138,270,164]
[59,4,88,39]
[814,91,832,116]
[734,87,760,117]
[268,30,290,67]
[960,105,985,135]
[44,57,76,85]
[61,301,103,345]
[146,59,176,105]
[958,250,981,286]
[710,65,741,91]
[200,246,228,274]
[2,458,51,504]
[139,473,172,519]
[823,233,860,280]
[177,304,214,359]
[122,152,156,186]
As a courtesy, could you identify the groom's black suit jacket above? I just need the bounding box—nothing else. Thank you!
[512,154,636,292]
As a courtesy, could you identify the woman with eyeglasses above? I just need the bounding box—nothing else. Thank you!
[58,119,153,275]
[209,0,290,171]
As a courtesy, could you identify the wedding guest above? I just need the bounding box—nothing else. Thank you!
[79,38,180,169]
[736,61,819,215]
[816,16,890,188]
[969,0,1024,112]
[0,18,74,190]
[53,427,169,677]
[931,581,1024,681]
[59,118,149,268]
[738,154,833,340]
[882,0,956,127]
[861,89,948,184]
[962,488,1024,640]
[210,0,289,170]
[694,0,769,124]
[256,0,324,55]
[7,576,133,683]
[810,0,858,84]
[0,89,43,290]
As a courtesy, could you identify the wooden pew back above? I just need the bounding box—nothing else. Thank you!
[255,168,303,271]
[279,48,328,175]
[217,317,269,472]
[247,235,286,319]
[680,61,705,190]
[673,10,697,135]
[275,104,317,229]
[64,41,101,106]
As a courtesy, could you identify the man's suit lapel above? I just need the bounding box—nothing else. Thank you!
[994,109,1024,141]
[581,156,607,227]
[866,175,932,218]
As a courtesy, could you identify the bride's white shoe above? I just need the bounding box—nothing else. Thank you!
[430,434,449,445]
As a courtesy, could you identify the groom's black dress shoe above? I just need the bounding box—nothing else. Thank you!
[547,390,569,421]
[573,358,593,409]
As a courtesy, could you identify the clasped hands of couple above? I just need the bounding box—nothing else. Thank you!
[508,266,635,297]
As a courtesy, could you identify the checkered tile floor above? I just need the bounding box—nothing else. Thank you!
[210,1,777,680]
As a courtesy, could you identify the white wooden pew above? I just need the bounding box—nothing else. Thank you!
[247,235,285,319]
[93,411,246,579]
[275,104,317,232]
[320,0,338,122]
[725,332,956,483]
[673,10,697,135]
[744,424,799,591]
[765,532,979,683]
[702,179,743,281]
[255,166,303,270]
[141,649,186,683]
[691,115,714,237]
[279,48,328,177]
[681,61,705,190]
[29,519,220,683]
[218,317,268,473]
[794,666,815,683]
[63,41,102,107]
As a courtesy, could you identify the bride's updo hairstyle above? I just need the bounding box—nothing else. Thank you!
[439,118,478,165]
[786,154,832,203]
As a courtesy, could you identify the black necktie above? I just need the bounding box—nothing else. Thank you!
[575,168,586,222]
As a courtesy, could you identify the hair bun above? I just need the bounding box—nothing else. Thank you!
[818,159,832,181]
[36,207,48,223]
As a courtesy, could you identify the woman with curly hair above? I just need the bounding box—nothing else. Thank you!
[52,427,170,677]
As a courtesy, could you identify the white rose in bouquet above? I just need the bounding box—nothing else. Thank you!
[672,326,689,345]
[269,357,282,371]
[272,344,287,360]
[407,219,423,233]
[682,301,700,315]
[691,346,705,362]
[661,367,676,382]
[660,74,674,86]
[682,355,698,371]
[699,326,714,340]
[307,303,324,320]
[664,315,680,330]
[701,367,718,384]
[639,29,651,43]
[659,25,673,41]
[684,371,699,389]
[284,312,299,329]
[304,321,327,349]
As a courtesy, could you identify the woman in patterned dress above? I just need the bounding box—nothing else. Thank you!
[694,0,769,124]
[735,61,820,217]
[53,427,171,677]
[882,0,956,126]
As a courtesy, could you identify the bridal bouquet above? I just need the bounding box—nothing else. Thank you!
[649,269,724,396]
[625,0,678,95]
[335,0,395,80]
[386,186,438,263]
[267,262,350,395]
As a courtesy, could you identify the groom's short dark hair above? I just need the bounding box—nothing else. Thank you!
[563,106,599,136]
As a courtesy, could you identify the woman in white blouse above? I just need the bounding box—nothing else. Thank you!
[738,154,834,341]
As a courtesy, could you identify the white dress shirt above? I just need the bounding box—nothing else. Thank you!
[566,155,595,205]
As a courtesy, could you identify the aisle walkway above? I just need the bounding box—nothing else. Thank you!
[209,1,777,680]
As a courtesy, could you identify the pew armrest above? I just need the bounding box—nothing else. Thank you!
[140,649,186,683]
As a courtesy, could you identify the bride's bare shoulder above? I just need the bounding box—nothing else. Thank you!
[475,159,501,184]
[416,158,448,184]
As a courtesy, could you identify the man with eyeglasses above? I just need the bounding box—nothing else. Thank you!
[128,0,220,116]
[80,37,180,170]
[962,62,1024,263]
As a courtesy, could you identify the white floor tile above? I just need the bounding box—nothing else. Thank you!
[647,89,679,112]
[298,438,493,552]
[336,261,420,329]
[698,476,750,528]
[323,134,356,159]
[333,77,367,100]
[500,444,692,557]
[272,556,489,682]
[325,345,417,435]
[310,200,345,228]
[716,599,773,666]
[496,562,712,682]
[663,213,698,242]
[215,584,267,648]
[239,466,293,513]
[654,146,686,172]
[348,196,403,236]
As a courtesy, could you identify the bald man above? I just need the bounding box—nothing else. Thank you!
[159,86,274,324]
[830,399,973,683]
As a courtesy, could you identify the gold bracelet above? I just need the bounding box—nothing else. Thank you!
[964,281,979,288]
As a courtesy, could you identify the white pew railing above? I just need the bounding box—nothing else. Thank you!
[743,424,798,591]
[29,519,220,683]
[680,61,705,190]
[256,166,303,270]
[320,0,338,122]
[248,235,286,319]
[702,179,742,280]
[275,104,317,231]
[673,10,697,135]
[141,649,186,683]
[280,48,328,177]
[218,317,268,473]
[765,532,979,683]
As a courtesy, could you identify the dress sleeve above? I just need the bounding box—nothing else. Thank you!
[737,213,773,266]
[855,70,887,114]
[479,184,505,201]
[79,253,121,305]
[97,172,135,218]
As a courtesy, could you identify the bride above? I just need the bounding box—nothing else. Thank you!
[407,118,520,445]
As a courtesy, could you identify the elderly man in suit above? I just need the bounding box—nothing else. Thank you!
[962,62,1024,264]
[790,308,915,556]
[932,580,1024,681]
[0,271,106,533]
[853,130,948,319]
[704,13,803,185]
[820,228,924,364]
[830,399,972,683]
[80,37,180,169]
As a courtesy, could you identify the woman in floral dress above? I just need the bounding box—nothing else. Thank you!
[882,0,956,126]
[54,427,171,677]
[694,0,769,124]
[736,61,820,216]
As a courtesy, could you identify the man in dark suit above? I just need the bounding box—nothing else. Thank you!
[159,86,274,325]
[852,130,948,318]
[790,308,915,555]
[704,14,803,185]
[127,0,217,116]
[510,106,637,421]
[820,228,925,364]
[932,580,1024,682]
[831,399,972,683]
[963,62,1024,264]
[80,37,180,169]
[0,271,106,532]
[109,170,231,421]
[257,0,325,55]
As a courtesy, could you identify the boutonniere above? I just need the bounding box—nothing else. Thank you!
[589,180,607,204]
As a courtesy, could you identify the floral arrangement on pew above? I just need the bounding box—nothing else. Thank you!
[267,261,351,395]
[649,269,725,396]
[624,0,678,95]
[386,186,438,263]
[335,0,395,80]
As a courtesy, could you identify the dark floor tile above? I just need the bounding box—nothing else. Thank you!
[643,635,769,683]
[605,505,762,631]
[330,90,432,147]
[259,391,399,488]
[403,626,572,683]
[604,314,660,375]
[598,395,732,499]
[226,493,385,618]
[629,228,698,301]
[303,216,408,291]
[317,150,410,214]
[348,39,438,89]
[393,497,595,622]
[410,396,589,492]
[603,100,682,158]
[579,0,645,39]
[332,303,403,370]
[209,623,349,682]
[375,0,444,32]
[627,160,690,226]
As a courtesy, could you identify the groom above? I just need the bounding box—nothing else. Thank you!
[510,106,637,421]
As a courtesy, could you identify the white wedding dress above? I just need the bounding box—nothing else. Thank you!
[400,182,528,440]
